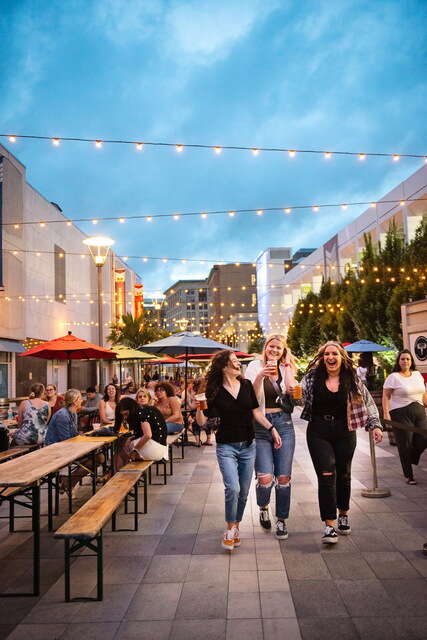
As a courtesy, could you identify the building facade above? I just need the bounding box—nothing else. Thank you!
[162,280,209,335]
[0,144,139,396]
[207,263,258,343]
[277,164,427,331]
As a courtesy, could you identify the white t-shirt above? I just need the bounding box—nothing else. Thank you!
[356,366,368,383]
[383,371,426,411]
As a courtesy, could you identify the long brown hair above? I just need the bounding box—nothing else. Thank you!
[305,341,360,397]
[206,350,241,403]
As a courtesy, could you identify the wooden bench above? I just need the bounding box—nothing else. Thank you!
[55,470,144,602]
[0,445,38,464]
[166,430,185,476]
[120,460,153,514]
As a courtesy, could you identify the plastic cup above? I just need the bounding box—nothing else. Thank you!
[292,384,302,400]
[92,422,101,430]
[195,393,207,410]
[267,360,278,375]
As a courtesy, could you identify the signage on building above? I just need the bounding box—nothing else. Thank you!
[134,283,144,319]
[115,269,126,321]
[323,233,340,280]
[412,334,427,363]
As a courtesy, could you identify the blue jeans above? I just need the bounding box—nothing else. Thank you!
[255,412,295,519]
[166,422,183,434]
[216,441,256,523]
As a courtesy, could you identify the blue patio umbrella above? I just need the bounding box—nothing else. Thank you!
[344,340,389,352]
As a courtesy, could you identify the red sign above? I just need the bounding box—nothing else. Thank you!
[134,283,144,319]
[115,269,126,321]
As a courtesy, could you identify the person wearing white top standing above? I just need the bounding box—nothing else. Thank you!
[245,335,297,539]
[383,349,427,485]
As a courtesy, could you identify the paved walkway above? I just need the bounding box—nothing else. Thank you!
[0,410,426,640]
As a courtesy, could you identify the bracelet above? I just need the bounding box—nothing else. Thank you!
[267,425,274,432]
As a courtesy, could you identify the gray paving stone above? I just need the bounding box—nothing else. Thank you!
[282,551,331,580]
[77,583,139,622]
[186,554,229,584]
[176,582,227,619]
[155,534,196,555]
[143,554,191,583]
[403,549,427,576]
[115,620,172,639]
[126,582,183,620]
[382,528,426,551]
[350,529,396,552]
[352,616,427,640]
[362,550,420,579]
[298,618,358,640]
[322,552,376,580]
[102,534,159,556]
[227,592,261,619]
[262,618,302,640]
[230,552,257,571]
[103,556,150,584]
[260,591,296,618]
[335,579,397,617]
[289,580,347,618]
[4,623,67,639]
[381,578,427,616]
[257,570,289,591]
[226,618,263,640]
[192,533,225,554]
[229,570,258,593]
[165,516,201,535]
[255,551,284,571]
[170,618,226,640]
[61,622,120,639]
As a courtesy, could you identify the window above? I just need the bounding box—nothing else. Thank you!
[251,293,257,306]
[251,274,256,285]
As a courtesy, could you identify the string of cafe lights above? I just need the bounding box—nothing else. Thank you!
[2,133,426,162]
[2,197,426,228]
[1,268,425,304]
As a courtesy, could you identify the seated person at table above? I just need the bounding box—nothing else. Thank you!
[13,383,50,446]
[45,389,104,492]
[114,397,168,470]
[78,386,100,430]
[99,383,120,424]
[46,383,65,421]
[154,382,184,434]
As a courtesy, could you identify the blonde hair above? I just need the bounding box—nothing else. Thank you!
[135,388,152,405]
[262,334,296,367]
[64,388,82,407]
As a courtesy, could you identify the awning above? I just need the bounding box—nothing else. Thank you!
[0,339,25,354]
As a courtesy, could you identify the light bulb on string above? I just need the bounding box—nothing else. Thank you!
[175,145,184,153]
[95,140,103,148]
[8,135,17,143]
[359,153,366,161]
[51,138,60,146]
[135,143,144,151]
[288,150,296,158]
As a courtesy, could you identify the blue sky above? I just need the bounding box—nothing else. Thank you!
[1,0,426,296]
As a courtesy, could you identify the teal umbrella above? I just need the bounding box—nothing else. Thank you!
[344,340,389,352]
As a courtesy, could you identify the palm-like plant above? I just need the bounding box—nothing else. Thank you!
[107,313,170,349]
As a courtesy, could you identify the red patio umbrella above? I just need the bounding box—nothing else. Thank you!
[19,331,116,386]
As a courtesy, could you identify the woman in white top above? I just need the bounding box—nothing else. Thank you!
[383,349,427,484]
[99,384,120,424]
[245,335,297,539]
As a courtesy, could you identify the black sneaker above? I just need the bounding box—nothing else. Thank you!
[259,508,271,530]
[337,514,351,535]
[276,520,288,540]
[322,525,338,544]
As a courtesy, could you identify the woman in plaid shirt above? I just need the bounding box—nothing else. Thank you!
[301,342,383,544]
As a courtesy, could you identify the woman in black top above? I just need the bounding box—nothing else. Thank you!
[114,397,168,470]
[301,342,382,544]
[196,350,281,551]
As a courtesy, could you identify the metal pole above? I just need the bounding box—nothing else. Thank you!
[97,264,103,390]
[361,430,391,498]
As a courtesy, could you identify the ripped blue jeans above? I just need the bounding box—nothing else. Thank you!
[255,411,295,519]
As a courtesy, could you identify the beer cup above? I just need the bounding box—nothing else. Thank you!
[267,360,278,376]
[292,384,302,400]
[195,393,208,411]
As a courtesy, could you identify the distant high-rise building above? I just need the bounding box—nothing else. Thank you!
[162,280,209,334]
[207,263,257,342]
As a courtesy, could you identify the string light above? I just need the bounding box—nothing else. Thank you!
[324,152,332,159]
[256,210,263,216]
[214,146,222,155]
[51,138,60,146]
[4,197,425,227]
[135,143,143,151]
[2,133,424,160]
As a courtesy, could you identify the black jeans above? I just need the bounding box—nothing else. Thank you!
[307,419,357,521]
[390,402,427,480]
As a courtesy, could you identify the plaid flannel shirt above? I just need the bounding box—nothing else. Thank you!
[300,369,381,431]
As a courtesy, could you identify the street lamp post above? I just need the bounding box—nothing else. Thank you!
[83,236,114,387]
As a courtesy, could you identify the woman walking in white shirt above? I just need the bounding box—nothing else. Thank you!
[383,349,427,484]
[246,335,297,539]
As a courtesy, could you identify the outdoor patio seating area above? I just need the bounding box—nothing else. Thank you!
[1,410,426,640]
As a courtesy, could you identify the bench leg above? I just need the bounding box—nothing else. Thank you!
[163,460,167,485]
[144,470,148,514]
[68,466,72,514]
[134,485,139,531]
[64,532,103,602]
[169,447,173,475]
[9,498,14,533]
[48,474,53,532]
[32,485,40,597]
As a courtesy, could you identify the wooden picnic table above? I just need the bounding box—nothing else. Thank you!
[0,438,112,598]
